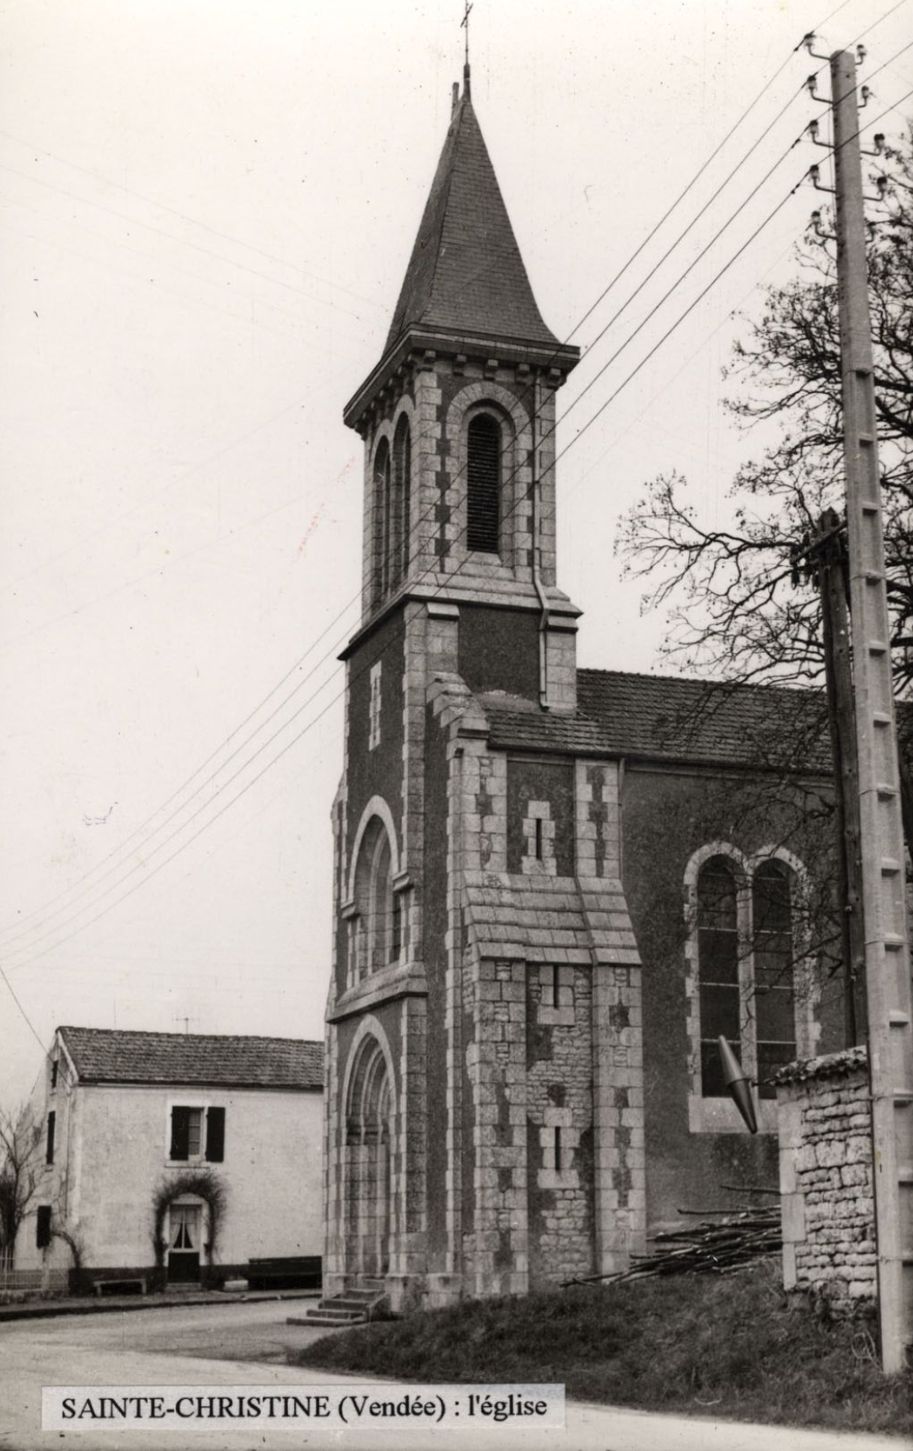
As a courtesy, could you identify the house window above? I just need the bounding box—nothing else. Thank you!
[169,1106,225,1163]
[35,1205,51,1250]
[45,1111,56,1165]
[690,848,809,1116]
[50,1059,58,1090]
[467,413,501,553]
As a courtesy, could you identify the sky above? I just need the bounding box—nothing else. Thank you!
[1,0,911,1106]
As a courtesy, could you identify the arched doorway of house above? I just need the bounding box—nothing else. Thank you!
[344,1035,394,1278]
[166,1198,204,1284]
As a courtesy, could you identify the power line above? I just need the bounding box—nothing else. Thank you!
[0,158,376,326]
[0,10,898,1043]
[0,130,387,312]
[0,71,819,954]
[0,961,47,1052]
[0,77,814,964]
[0,168,808,962]
[1,166,806,978]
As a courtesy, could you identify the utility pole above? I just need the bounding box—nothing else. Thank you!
[830,48,913,1371]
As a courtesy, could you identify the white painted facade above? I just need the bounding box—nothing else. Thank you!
[15,1031,322,1279]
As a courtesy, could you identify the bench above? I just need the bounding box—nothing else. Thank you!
[93,1276,147,1297]
[246,1257,321,1291]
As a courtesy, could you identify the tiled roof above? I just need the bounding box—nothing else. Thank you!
[463,871,640,966]
[480,669,837,772]
[58,1027,323,1090]
[385,92,560,352]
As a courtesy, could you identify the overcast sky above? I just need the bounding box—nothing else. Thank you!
[1,0,911,1106]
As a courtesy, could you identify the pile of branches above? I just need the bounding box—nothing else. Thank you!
[565,1200,781,1288]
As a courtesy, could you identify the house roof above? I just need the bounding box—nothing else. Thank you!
[57,1027,323,1090]
[385,87,561,353]
[480,669,836,772]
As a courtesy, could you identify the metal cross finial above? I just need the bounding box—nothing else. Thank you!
[461,2,473,66]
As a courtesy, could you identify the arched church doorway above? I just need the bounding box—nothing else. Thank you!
[344,1035,394,1277]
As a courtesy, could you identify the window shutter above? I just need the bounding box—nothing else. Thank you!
[45,1111,56,1165]
[205,1107,225,1163]
[170,1106,191,1160]
[36,1205,51,1249]
[467,415,501,553]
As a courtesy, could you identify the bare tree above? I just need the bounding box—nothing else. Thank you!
[0,1108,42,1268]
[617,123,913,700]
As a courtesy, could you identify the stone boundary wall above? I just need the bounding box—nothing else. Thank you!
[776,1046,876,1310]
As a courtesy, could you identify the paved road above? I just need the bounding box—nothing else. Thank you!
[0,1301,902,1451]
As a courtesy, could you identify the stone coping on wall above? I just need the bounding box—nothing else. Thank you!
[773,1045,868,1087]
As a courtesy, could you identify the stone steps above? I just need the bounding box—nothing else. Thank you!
[288,1282,388,1328]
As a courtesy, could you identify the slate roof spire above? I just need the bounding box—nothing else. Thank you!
[384,79,560,354]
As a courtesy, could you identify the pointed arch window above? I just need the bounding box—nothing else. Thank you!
[352,816,398,979]
[467,413,501,554]
[752,859,797,1094]
[697,856,741,1097]
[690,848,811,1120]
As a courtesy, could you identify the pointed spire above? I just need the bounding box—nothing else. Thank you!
[384,87,560,353]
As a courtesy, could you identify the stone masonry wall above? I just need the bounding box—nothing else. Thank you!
[526,963,595,1286]
[777,1047,875,1310]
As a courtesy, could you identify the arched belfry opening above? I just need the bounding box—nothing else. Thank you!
[344,1035,394,1277]
[466,411,501,554]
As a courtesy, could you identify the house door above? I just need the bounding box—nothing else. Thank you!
[167,1204,201,1283]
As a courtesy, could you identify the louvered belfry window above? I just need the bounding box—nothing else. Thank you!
[372,438,391,605]
[467,413,501,554]
[393,415,411,585]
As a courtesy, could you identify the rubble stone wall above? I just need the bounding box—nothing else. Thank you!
[776,1047,875,1309]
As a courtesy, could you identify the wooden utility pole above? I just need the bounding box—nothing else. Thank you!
[830,48,913,1371]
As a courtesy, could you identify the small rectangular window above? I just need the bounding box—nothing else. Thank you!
[170,1106,224,1161]
[554,1126,562,1173]
[36,1205,51,1250]
[50,1059,58,1090]
[169,1106,201,1161]
[45,1111,56,1165]
[534,817,543,860]
[539,964,556,1007]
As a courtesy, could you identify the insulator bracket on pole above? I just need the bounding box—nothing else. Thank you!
[808,163,836,195]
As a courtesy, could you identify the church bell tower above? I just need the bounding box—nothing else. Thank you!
[323,67,644,1311]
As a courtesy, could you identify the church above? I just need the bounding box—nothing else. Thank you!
[321,67,846,1311]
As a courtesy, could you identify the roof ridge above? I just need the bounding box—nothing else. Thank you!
[577,666,820,698]
[58,1026,322,1047]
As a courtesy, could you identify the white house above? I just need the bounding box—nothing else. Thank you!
[14,1026,323,1291]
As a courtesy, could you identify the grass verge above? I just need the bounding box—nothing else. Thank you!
[294,1261,912,1436]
